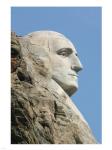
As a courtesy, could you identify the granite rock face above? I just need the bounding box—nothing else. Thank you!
[11,32,97,144]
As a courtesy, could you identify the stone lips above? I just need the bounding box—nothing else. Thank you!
[25,31,83,96]
[11,31,97,144]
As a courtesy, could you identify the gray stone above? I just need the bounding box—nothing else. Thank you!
[11,31,97,144]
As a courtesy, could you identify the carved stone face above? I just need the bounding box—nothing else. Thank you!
[25,31,83,96]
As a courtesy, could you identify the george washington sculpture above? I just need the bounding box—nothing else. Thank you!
[11,31,97,144]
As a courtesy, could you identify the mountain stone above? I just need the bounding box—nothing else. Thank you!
[11,31,97,144]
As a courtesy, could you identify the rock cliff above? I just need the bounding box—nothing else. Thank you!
[11,32,97,144]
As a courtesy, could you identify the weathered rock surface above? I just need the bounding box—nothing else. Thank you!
[11,32,97,144]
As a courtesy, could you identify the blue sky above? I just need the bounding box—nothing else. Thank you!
[11,7,102,143]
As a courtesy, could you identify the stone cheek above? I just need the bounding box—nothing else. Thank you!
[11,32,97,144]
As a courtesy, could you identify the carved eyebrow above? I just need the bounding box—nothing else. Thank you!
[56,48,73,55]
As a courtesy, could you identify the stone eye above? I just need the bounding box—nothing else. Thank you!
[60,51,68,56]
[57,48,73,57]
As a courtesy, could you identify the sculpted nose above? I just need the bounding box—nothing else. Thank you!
[71,58,83,72]
[71,65,83,72]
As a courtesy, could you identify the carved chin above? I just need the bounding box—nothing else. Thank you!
[52,77,78,96]
[65,86,78,96]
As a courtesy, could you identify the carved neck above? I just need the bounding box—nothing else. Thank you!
[48,79,88,125]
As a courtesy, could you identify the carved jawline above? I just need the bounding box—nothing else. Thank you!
[52,77,77,96]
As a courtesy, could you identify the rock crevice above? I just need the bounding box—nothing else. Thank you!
[11,32,97,144]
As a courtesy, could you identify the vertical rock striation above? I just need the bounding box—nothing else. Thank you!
[11,32,97,144]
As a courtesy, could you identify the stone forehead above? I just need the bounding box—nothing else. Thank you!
[25,31,77,52]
